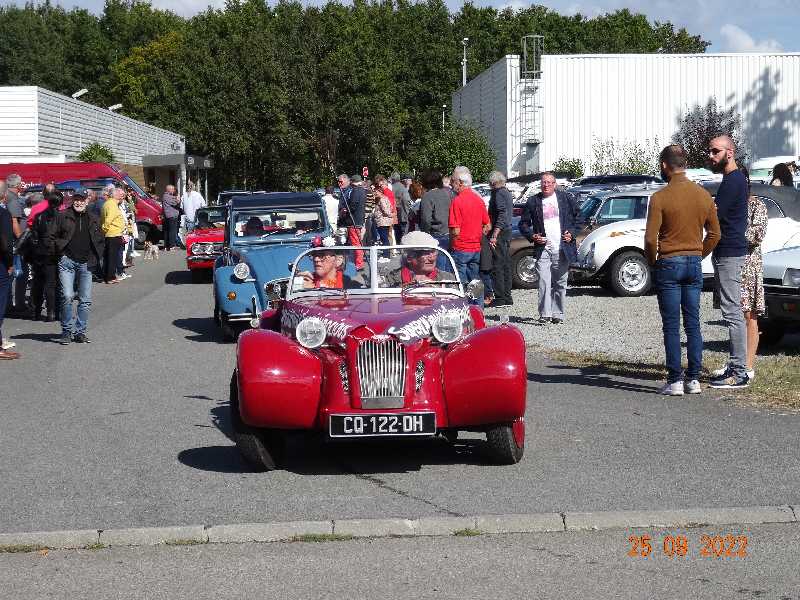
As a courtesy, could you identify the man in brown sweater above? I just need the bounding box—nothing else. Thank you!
[645,144,720,396]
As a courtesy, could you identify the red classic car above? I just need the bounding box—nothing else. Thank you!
[231,242,528,471]
[186,206,227,282]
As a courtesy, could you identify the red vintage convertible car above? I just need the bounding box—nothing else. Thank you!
[231,241,528,471]
[186,206,227,282]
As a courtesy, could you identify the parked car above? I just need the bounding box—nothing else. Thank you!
[748,156,798,183]
[230,243,527,471]
[574,183,800,296]
[509,184,662,289]
[759,245,800,345]
[213,192,331,341]
[186,205,227,282]
[216,189,267,205]
[567,174,662,207]
[0,162,164,246]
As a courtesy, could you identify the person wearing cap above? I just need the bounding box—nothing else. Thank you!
[336,174,366,268]
[384,231,454,287]
[53,187,105,344]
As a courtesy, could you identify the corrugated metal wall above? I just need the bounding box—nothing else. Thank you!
[36,88,184,164]
[0,86,38,156]
[451,56,512,175]
[540,53,800,174]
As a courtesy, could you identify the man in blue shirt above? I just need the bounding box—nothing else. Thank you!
[707,135,749,389]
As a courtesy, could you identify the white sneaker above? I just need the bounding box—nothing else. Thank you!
[711,365,729,377]
[660,381,684,396]
[1,338,16,350]
[120,273,132,280]
[746,370,755,381]
[131,251,141,257]
[685,379,702,394]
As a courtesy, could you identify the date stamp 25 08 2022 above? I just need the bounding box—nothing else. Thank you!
[628,534,749,559]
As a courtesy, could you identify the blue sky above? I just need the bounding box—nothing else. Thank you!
[3,0,798,53]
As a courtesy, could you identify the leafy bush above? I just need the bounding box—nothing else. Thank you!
[77,142,114,163]
[409,123,496,182]
[671,97,748,168]
[590,137,660,176]
[552,157,585,179]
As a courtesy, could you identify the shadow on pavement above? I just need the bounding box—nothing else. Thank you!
[8,332,62,343]
[173,317,221,343]
[529,365,660,394]
[164,270,194,285]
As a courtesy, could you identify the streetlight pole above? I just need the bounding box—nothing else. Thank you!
[441,105,447,131]
[461,37,469,87]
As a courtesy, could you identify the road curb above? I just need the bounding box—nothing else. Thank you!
[1,505,797,551]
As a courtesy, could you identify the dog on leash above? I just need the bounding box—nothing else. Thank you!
[143,241,160,260]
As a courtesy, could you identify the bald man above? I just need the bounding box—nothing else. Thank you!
[706,134,749,389]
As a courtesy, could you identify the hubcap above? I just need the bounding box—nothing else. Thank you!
[512,417,525,448]
[517,256,538,283]
[619,260,647,291]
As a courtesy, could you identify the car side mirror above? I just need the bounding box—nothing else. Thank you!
[465,279,484,302]
[287,261,295,273]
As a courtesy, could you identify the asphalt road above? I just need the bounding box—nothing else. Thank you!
[2,523,799,599]
[1,251,799,534]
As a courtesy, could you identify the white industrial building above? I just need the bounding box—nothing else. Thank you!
[0,86,211,194]
[452,46,800,177]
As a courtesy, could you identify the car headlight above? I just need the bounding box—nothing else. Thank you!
[432,310,463,344]
[784,268,800,287]
[296,317,327,349]
[191,244,202,255]
[233,262,250,281]
[211,243,223,253]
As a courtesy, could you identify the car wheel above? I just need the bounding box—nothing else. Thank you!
[220,310,237,342]
[511,249,539,289]
[230,371,280,472]
[608,251,651,297]
[486,417,525,465]
[759,320,784,346]
[134,223,151,250]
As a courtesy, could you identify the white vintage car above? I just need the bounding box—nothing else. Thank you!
[759,245,800,345]
[574,183,800,296]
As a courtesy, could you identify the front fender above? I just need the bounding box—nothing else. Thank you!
[594,240,642,271]
[236,329,322,428]
[214,265,259,316]
[443,325,526,427]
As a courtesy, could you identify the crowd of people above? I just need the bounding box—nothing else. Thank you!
[0,175,206,360]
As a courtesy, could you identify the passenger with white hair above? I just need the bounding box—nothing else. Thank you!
[448,166,490,307]
[487,170,514,307]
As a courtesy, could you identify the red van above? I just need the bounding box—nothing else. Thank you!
[0,162,164,245]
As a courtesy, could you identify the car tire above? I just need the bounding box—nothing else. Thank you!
[511,248,539,289]
[486,418,525,465]
[230,371,280,472]
[608,251,651,297]
[759,320,784,346]
[134,223,151,249]
[220,310,237,342]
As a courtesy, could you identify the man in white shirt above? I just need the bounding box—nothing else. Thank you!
[321,186,338,232]
[181,181,206,242]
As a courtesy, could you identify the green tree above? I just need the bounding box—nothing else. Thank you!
[77,142,115,162]
[552,157,585,179]
[590,137,661,175]
[671,97,748,168]
[410,123,496,181]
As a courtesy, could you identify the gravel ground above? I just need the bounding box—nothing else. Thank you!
[486,286,795,367]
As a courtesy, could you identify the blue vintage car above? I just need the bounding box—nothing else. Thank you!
[213,192,332,341]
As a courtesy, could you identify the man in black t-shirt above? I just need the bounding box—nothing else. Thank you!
[52,188,105,345]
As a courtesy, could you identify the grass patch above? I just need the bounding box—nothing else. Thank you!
[0,544,48,554]
[85,543,106,551]
[541,346,800,409]
[289,533,354,543]
[164,538,208,546]
[452,528,482,537]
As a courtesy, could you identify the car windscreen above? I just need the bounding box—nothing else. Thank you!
[122,176,149,198]
[577,195,603,222]
[233,207,325,241]
[195,207,227,228]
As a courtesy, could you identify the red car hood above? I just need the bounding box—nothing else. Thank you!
[281,295,469,342]
[187,227,224,244]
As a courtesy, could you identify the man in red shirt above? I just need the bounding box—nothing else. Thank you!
[448,165,490,307]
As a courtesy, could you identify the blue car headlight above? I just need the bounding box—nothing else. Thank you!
[233,262,250,281]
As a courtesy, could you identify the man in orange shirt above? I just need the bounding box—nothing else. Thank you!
[645,144,720,395]
[448,165,490,307]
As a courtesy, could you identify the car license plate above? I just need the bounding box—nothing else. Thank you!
[329,413,436,438]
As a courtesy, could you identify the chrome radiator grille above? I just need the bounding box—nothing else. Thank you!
[356,339,407,408]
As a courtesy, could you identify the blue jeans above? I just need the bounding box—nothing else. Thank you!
[0,266,10,341]
[654,255,703,383]
[59,255,93,335]
[452,250,482,307]
[433,235,451,271]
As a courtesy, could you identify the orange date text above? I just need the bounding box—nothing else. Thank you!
[627,534,748,559]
